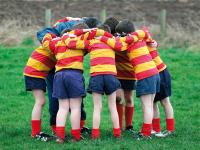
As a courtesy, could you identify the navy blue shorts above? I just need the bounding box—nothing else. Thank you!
[136,74,160,97]
[119,79,136,91]
[53,69,86,99]
[154,68,172,102]
[87,74,121,95]
[24,76,46,92]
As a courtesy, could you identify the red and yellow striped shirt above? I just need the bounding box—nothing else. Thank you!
[127,40,158,80]
[24,46,56,79]
[115,51,136,80]
[100,30,158,80]
[147,44,167,72]
[42,33,85,72]
[64,32,126,76]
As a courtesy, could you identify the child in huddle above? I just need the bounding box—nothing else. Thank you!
[99,20,160,140]
[64,25,128,140]
[42,23,90,143]
[24,46,56,141]
[147,41,175,137]
[37,17,100,134]
[105,18,136,132]
[42,23,114,143]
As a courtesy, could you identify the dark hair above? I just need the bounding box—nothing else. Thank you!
[61,28,72,36]
[83,17,100,28]
[115,19,135,34]
[104,17,119,34]
[97,24,111,33]
[72,22,89,29]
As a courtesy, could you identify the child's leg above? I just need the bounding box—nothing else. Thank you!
[161,97,174,131]
[152,102,161,132]
[92,92,102,139]
[124,90,134,129]
[31,89,46,137]
[56,99,70,140]
[46,71,58,134]
[108,91,121,137]
[116,89,123,129]
[140,94,154,136]
[70,97,82,141]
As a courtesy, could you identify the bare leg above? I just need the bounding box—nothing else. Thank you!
[56,99,70,127]
[108,91,119,129]
[70,97,82,129]
[92,92,102,129]
[124,90,134,107]
[32,89,46,120]
[153,102,160,118]
[161,97,174,119]
[141,94,154,124]
[116,89,123,104]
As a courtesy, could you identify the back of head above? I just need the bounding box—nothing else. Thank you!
[104,17,119,34]
[83,17,100,28]
[72,22,89,29]
[97,24,111,33]
[115,19,135,35]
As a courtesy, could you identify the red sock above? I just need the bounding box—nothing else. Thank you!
[92,128,100,140]
[116,104,123,129]
[51,125,56,133]
[56,126,65,140]
[31,120,41,137]
[152,118,161,132]
[113,128,121,138]
[125,106,134,128]
[141,123,152,136]
[80,120,85,129]
[166,118,174,132]
[71,129,81,141]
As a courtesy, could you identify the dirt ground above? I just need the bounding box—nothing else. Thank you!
[0,0,200,29]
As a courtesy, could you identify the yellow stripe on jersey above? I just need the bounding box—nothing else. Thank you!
[90,64,117,73]
[56,50,84,60]
[27,58,50,71]
[128,47,149,59]
[90,49,114,60]
[116,63,134,71]
[154,56,163,66]
[134,61,156,74]
[56,62,83,72]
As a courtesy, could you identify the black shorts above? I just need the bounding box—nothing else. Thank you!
[119,79,136,91]
[154,68,171,102]
[24,76,46,92]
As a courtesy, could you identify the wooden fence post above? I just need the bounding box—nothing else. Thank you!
[160,9,166,37]
[45,9,51,27]
[100,8,106,23]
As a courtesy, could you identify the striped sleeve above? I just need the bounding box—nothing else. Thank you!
[100,36,128,51]
[42,33,57,51]
[131,30,153,42]
[64,37,89,50]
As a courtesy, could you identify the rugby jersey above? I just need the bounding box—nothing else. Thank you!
[115,51,136,80]
[100,30,158,80]
[24,46,56,79]
[147,43,167,72]
[42,33,85,72]
[64,33,127,76]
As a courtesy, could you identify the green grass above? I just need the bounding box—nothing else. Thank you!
[0,45,200,150]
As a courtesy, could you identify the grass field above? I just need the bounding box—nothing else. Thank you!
[0,44,200,150]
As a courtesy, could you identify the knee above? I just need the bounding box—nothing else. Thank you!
[35,100,46,107]
[125,98,133,106]
[116,96,122,104]
[161,98,170,107]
